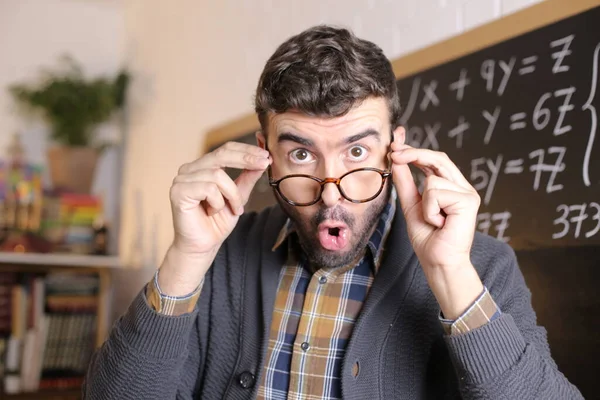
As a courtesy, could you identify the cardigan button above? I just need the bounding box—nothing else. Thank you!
[238,371,255,389]
[352,361,360,378]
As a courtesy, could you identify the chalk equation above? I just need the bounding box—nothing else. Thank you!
[400,30,599,245]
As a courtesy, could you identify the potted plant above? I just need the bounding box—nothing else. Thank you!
[9,55,129,194]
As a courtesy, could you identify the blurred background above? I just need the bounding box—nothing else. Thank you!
[1,0,543,315]
[0,0,579,398]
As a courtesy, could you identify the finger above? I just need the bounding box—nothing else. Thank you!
[202,183,228,215]
[421,189,479,230]
[391,159,422,215]
[423,174,472,195]
[420,176,455,228]
[170,181,226,214]
[180,142,270,174]
[173,168,245,215]
[421,188,446,228]
[217,141,268,154]
[391,147,472,190]
[390,140,406,151]
[391,147,463,183]
[198,149,270,172]
[236,168,266,204]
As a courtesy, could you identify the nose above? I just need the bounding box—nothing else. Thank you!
[320,179,343,207]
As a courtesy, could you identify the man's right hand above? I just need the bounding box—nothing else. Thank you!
[158,141,271,296]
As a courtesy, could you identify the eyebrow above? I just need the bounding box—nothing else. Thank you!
[277,132,314,147]
[276,129,381,148]
[342,129,381,145]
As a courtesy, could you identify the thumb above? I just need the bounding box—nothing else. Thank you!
[236,169,265,204]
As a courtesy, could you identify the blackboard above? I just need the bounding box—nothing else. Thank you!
[204,1,599,396]
[397,6,599,251]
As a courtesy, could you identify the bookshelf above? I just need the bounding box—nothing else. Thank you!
[0,252,120,399]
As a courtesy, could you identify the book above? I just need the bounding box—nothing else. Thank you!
[0,272,99,395]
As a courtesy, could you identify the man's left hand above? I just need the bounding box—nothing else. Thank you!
[390,142,485,320]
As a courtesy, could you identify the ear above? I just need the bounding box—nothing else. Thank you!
[392,125,406,145]
[255,131,267,150]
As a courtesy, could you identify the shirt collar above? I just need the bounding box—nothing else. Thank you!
[272,188,397,274]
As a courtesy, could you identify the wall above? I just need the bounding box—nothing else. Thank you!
[0,0,126,252]
[0,0,547,317]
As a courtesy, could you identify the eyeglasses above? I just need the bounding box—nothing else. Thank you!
[268,165,392,206]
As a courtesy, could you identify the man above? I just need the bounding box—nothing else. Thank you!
[84,26,582,399]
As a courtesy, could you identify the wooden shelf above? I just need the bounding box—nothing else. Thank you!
[0,252,121,268]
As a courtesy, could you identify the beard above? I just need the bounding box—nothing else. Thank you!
[276,183,391,270]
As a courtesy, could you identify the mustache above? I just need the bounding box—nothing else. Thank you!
[311,205,355,228]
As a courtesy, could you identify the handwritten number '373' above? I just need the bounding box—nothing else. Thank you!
[553,203,600,239]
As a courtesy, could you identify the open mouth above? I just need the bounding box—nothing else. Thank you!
[318,222,349,251]
[328,227,340,237]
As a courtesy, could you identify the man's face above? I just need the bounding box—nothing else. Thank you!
[259,97,405,269]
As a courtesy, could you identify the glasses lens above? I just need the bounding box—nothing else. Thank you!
[340,170,384,201]
[278,176,321,205]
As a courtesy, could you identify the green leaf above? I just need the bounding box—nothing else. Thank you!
[7,55,129,147]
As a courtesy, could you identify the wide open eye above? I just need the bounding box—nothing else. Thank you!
[289,148,315,164]
[347,145,369,162]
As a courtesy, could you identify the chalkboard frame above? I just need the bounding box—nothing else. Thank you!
[202,0,599,151]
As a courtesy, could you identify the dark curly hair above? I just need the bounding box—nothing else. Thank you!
[255,25,401,135]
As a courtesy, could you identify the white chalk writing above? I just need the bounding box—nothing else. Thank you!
[519,55,538,75]
[420,80,440,111]
[477,211,511,242]
[448,117,469,149]
[553,202,600,239]
[581,43,600,186]
[510,112,527,130]
[550,35,575,74]
[529,147,566,193]
[449,68,471,101]
[482,107,501,145]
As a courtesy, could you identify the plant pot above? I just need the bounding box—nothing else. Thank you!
[47,146,99,194]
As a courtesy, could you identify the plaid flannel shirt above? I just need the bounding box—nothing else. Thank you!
[146,191,500,398]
